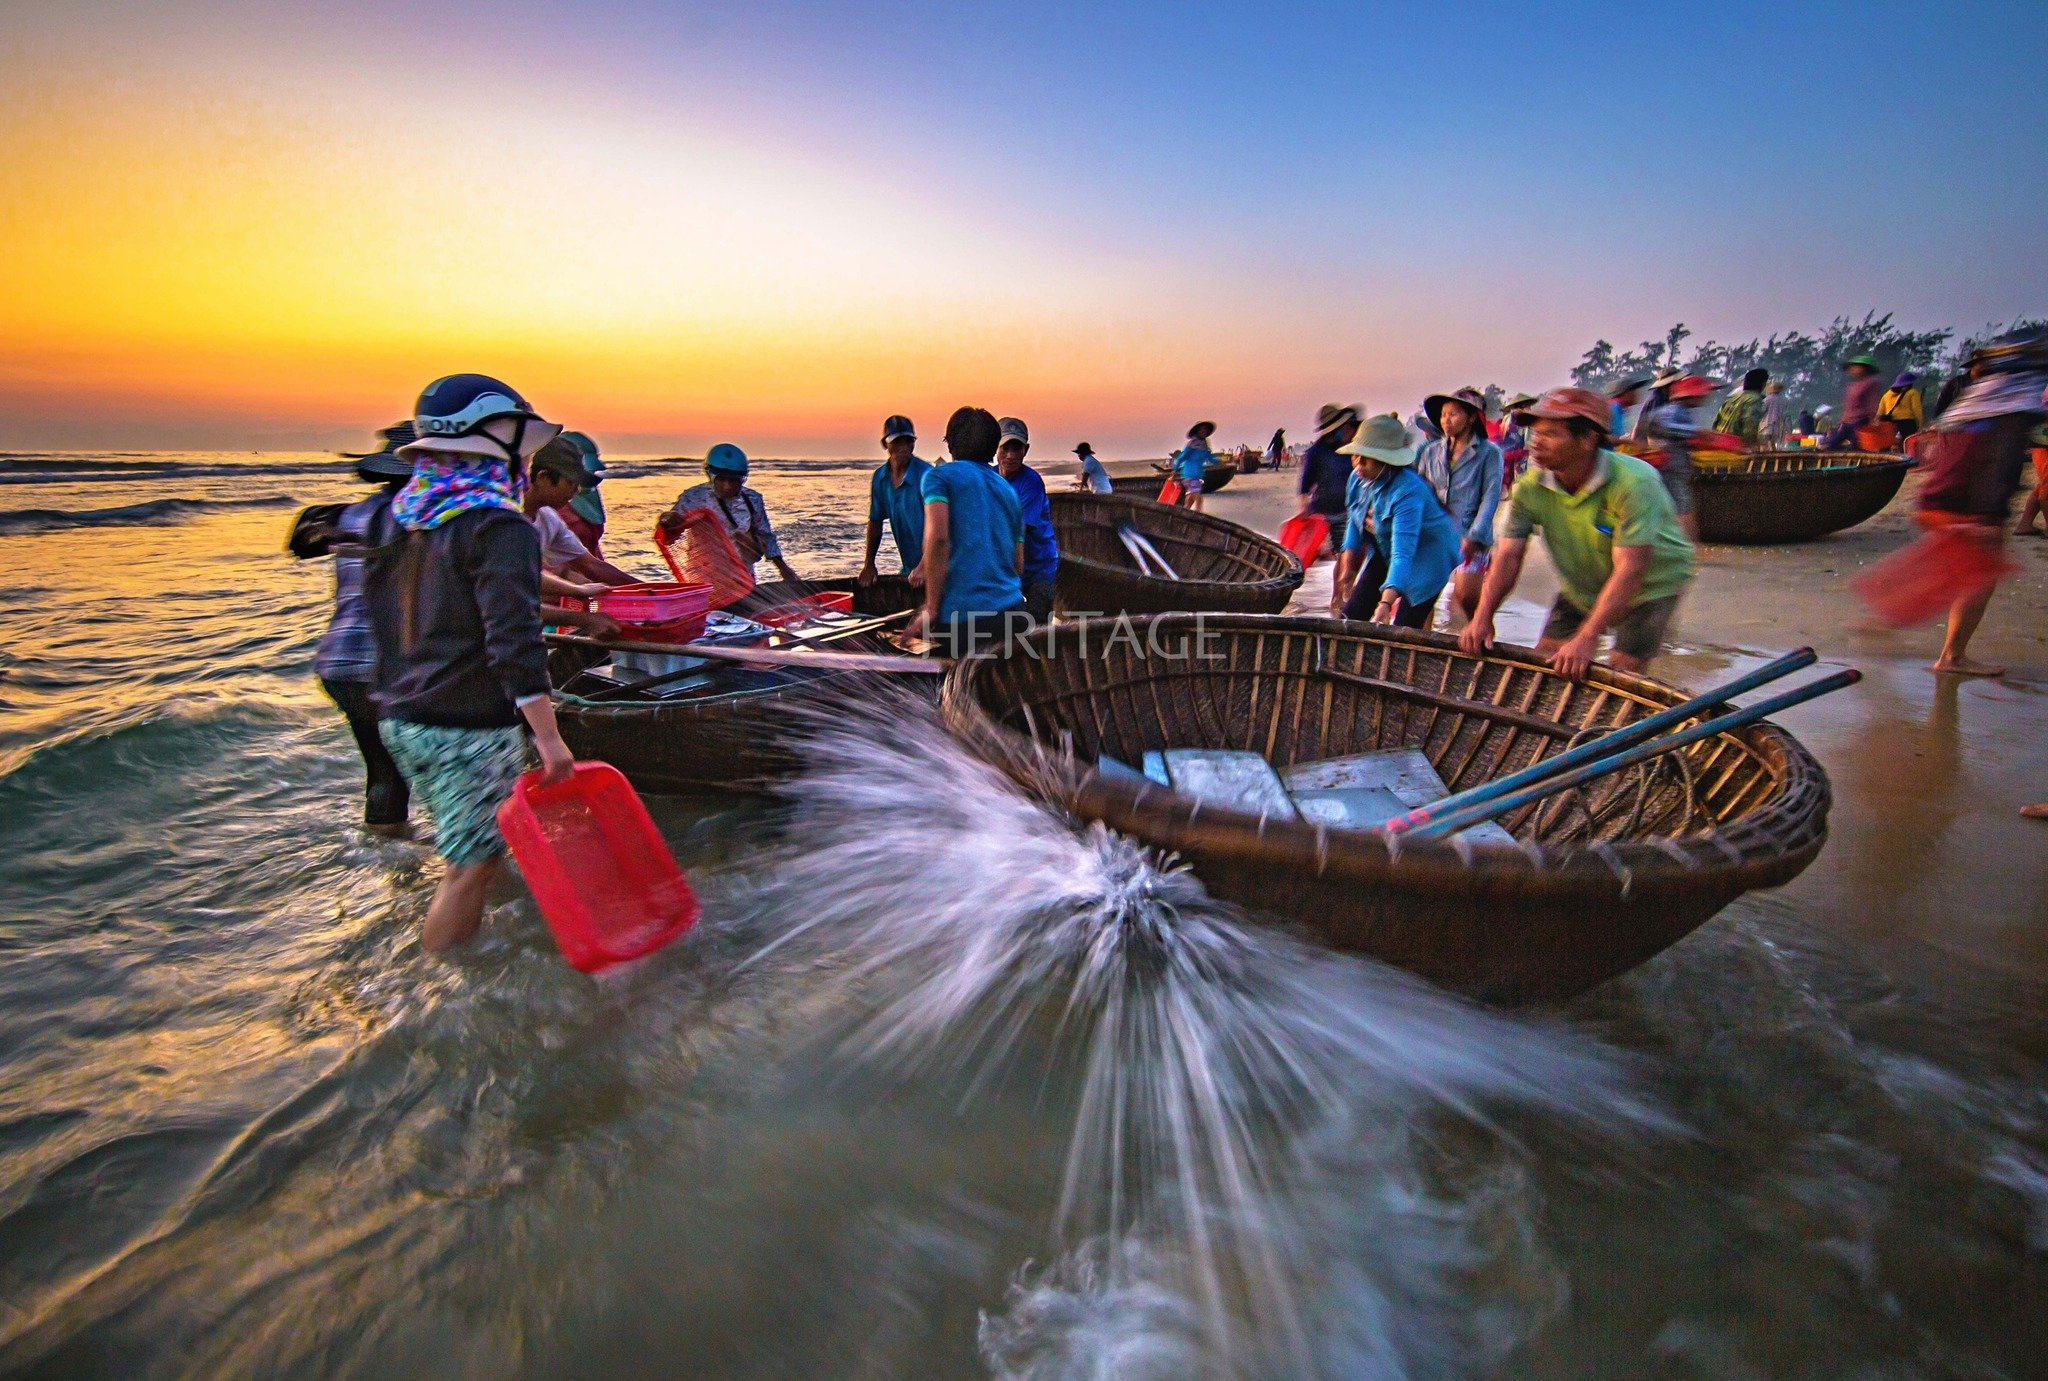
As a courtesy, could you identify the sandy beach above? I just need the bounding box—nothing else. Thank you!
[1189,462,2048,1010]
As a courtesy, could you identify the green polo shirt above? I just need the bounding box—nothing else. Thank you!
[1503,450,1695,612]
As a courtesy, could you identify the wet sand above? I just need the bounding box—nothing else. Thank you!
[1195,463,2048,1021]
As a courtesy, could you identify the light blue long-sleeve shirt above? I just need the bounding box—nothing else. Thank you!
[1342,466,1461,608]
[1413,435,1504,547]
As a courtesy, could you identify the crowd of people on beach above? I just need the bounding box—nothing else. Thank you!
[300,331,2047,953]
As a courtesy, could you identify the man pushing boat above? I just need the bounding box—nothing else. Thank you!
[1460,387,1696,679]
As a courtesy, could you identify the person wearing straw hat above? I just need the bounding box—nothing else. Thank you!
[1415,387,1505,621]
[1071,440,1113,494]
[1330,414,1461,629]
[861,414,933,587]
[1461,387,1695,679]
[1297,403,1363,541]
[1173,421,1217,512]
[305,421,416,838]
[363,374,581,952]
[1607,377,1651,441]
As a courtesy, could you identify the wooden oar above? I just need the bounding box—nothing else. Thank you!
[546,625,945,676]
[1390,667,1858,843]
[1115,523,1181,579]
[1378,647,1818,835]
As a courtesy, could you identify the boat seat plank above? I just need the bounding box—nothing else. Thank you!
[1158,749,1298,820]
[1284,749,1517,845]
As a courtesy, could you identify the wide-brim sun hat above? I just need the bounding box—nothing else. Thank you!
[350,420,416,480]
[1502,393,1539,412]
[1188,420,1217,438]
[705,442,749,477]
[1314,403,1363,438]
[1608,377,1652,398]
[1073,441,1094,455]
[1423,387,1489,432]
[1512,387,1612,431]
[1336,413,1417,466]
[397,374,561,461]
[1844,354,1880,370]
[1668,376,1718,401]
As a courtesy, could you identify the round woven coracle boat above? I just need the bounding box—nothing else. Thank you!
[1107,461,1236,498]
[1050,493,1303,616]
[1694,450,1909,544]
[942,615,1831,1002]
[552,576,927,793]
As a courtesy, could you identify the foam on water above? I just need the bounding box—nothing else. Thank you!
[737,693,1674,1375]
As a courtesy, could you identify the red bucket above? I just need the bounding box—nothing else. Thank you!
[1277,513,1329,567]
[496,762,700,973]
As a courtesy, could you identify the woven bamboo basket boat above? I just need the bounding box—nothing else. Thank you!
[1050,493,1303,616]
[1108,461,1237,498]
[1694,450,1909,544]
[942,615,1831,1002]
[551,575,928,793]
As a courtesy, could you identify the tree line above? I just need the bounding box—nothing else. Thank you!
[1560,312,2045,418]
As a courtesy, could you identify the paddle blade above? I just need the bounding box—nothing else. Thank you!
[1849,529,2014,628]
[1277,513,1329,566]
[497,763,699,973]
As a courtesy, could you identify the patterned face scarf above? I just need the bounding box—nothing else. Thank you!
[391,450,525,531]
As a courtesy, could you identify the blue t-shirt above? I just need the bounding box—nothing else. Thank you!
[868,455,932,570]
[1006,463,1060,585]
[1175,440,1213,482]
[921,459,1025,621]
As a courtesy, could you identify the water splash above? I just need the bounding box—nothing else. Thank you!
[737,691,1675,1376]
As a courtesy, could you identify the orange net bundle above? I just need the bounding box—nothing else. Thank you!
[654,508,755,609]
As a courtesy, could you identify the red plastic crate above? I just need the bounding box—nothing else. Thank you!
[750,590,854,629]
[496,763,700,973]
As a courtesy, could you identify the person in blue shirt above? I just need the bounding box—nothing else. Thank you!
[918,407,1026,655]
[996,416,1060,620]
[1416,387,1505,620]
[1172,421,1217,511]
[860,413,932,589]
[1330,414,1461,629]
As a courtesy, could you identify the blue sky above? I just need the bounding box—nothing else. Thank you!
[2,0,2042,449]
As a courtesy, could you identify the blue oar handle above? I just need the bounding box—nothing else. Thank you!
[1394,667,1859,843]
[1382,646,1817,835]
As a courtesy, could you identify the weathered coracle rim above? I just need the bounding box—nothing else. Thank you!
[551,575,927,794]
[1695,450,1910,544]
[1050,492,1303,616]
[942,615,1832,1002]
[1108,461,1236,497]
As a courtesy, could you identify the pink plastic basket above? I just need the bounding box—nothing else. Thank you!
[496,763,700,973]
[595,581,711,625]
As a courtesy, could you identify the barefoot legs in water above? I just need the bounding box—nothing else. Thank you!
[1930,583,2004,677]
[422,857,502,953]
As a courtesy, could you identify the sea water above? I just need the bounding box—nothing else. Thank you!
[2,450,2045,1376]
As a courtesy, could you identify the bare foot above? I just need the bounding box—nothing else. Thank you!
[1930,657,2004,677]
[2022,803,2048,820]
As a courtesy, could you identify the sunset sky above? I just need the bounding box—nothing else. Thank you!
[2,0,2043,456]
